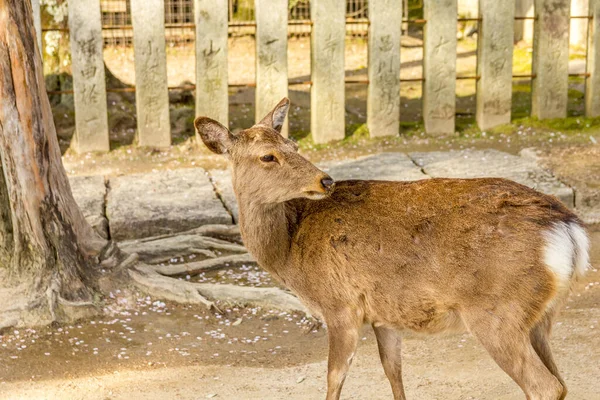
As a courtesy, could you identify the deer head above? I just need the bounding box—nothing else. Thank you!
[195,98,334,204]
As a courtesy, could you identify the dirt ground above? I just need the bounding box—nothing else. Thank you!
[3,143,600,399]
[8,33,598,400]
[1,226,599,399]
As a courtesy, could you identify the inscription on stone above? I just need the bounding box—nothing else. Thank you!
[423,0,457,135]
[476,0,514,130]
[68,0,109,152]
[256,0,288,136]
[195,1,229,126]
[532,0,570,119]
[367,0,402,138]
[131,0,171,147]
[311,0,345,143]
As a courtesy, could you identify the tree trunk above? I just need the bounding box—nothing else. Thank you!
[0,0,108,328]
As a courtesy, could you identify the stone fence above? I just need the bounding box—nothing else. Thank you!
[31,0,600,151]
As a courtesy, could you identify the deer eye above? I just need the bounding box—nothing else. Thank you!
[260,154,276,163]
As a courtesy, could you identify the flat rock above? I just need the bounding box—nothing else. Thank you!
[69,175,108,239]
[208,153,428,223]
[208,169,238,223]
[409,149,574,207]
[107,168,231,241]
[319,153,428,181]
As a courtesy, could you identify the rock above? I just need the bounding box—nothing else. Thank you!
[319,153,428,182]
[208,169,238,223]
[518,147,543,162]
[208,153,428,224]
[107,168,232,240]
[409,149,574,207]
[69,175,108,239]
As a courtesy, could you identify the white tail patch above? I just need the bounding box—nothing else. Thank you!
[543,221,590,292]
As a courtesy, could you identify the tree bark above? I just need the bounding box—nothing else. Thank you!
[0,0,107,328]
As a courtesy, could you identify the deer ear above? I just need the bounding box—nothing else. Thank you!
[258,97,290,133]
[194,117,234,154]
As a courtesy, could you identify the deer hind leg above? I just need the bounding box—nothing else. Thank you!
[373,325,406,400]
[530,313,567,400]
[325,317,361,400]
[463,310,564,400]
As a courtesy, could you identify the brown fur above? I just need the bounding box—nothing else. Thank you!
[195,98,583,400]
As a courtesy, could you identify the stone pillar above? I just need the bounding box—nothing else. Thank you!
[367,0,402,138]
[131,0,171,147]
[195,0,229,126]
[532,0,570,120]
[31,0,42,55]
[255,0,289,136]
[68,0,109,153]
[586,0,600,116]
[476,0,515,130]
[571,0,589,46]
[423,0,457,135]
[311,0,345,143]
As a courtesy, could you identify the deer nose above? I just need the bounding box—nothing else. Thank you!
[320,176,335,192]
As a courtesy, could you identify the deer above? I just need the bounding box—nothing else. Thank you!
[194,98,589,400]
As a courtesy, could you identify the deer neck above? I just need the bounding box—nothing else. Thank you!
[236,195,291,273]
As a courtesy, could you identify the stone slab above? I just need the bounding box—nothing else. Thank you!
[410,149,574,207]
[319,153,428,182]
[68,0,109,152]
[131,0,171,147]
[208,153,428,224]
[367,0,402,138]
[107,168,231,241]
[586,0,600,117]
[422,0,457,135]
[531,0,570,119]
[310,0,346,143]
[69,175,108,239]
[195,0,229,126]
[208,169,238,224]
[255,0,289,136]
[476,0,514,130]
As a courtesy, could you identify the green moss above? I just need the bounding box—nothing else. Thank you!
[514,116,600,132]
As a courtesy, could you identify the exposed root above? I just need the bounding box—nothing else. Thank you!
[98,241,122,269]
[192,224,243,243]
[119,252,139,270]
[129,263,307,314]
[193,283,308,314]
[55,296,98,321]
[129,263,220,311]
[121,224,306,313]
[119,228,246,264]
[153,253,255,276]
[46,273,99,323]
[1,222,307,330]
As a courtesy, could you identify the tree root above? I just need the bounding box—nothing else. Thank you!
[128,263,307,314]
[121,225,307,313]
[192,224,243,243]
[119,225,246,264]
[128,264,220,311]
[153,253,255,276]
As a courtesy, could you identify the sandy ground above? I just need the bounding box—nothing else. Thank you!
[1,229,599,400]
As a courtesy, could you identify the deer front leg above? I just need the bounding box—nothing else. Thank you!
[373,325,406,400]
[325,319,360,400]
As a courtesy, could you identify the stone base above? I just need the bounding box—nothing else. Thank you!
[106,168,231,241]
